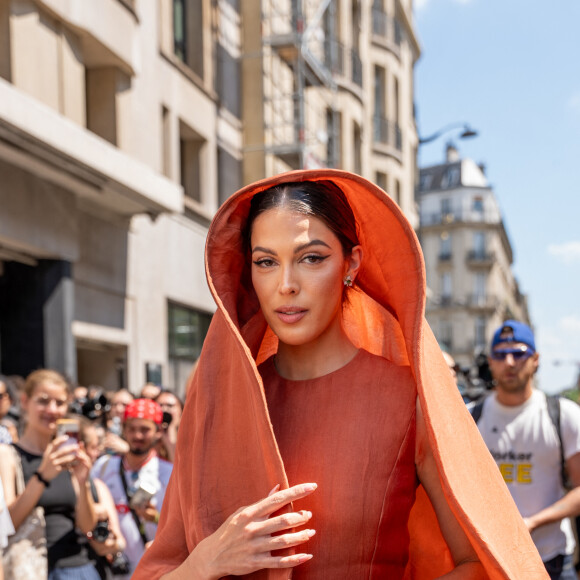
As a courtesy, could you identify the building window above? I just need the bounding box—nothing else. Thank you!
[475,316,486,349]
[441,272,452,302]
[473,196,484,212]
[473,231,486,258]
[168,302,212,396]
[373,66,387,143]
[353,122,362,175]
[375,172,387,193]
[474,272,486,301]
[173,0,204,79]
[440,232,452,260]
[420,173,432,191]
[394,178,401,206]
[441,198,452,216]
[173,0,187,61]
[439,320,452,352]
[441,167,460,188]
[179,121,205,204]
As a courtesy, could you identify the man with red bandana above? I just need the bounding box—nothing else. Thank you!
[92,398,173,577]
[476,320,580,579]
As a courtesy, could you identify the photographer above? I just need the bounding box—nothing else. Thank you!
[91,399,172,577]
[103,390,133,456]
[0,369,99,580]
[153,390,182,463]
[79,419,127,579]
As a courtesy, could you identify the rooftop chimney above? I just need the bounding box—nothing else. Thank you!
[446,141,459,162]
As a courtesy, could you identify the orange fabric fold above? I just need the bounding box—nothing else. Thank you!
[134,169,547,579]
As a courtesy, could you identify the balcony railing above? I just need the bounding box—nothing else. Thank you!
[467,294,498,310]
[420,210,500,227]
[426,294,498,311]
[438,252,452,262]
[372,116,403,151]
[466,250,495,265]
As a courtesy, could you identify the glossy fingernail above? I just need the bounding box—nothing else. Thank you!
[302,510,312,519]
[306,529,316,538]
[303,483,317,492]
[297,554,313,563]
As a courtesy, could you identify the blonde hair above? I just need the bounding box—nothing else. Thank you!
[24,369,71,398]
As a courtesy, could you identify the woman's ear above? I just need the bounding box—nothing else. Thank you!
[345,245,363,283]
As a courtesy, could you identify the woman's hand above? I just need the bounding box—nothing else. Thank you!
[70,446,93,485]
[90,529,124,557]
[187,483,317,580]
[37,435,80,483]
[134,500,159,524]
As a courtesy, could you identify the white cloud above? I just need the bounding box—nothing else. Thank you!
[547,241,580,264]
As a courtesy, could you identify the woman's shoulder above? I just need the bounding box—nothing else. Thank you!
[0,442,16,461]
[356,349,414,378]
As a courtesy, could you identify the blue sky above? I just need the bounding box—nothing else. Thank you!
[414,0,580,394]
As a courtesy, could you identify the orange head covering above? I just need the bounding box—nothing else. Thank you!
[134,170,547,579]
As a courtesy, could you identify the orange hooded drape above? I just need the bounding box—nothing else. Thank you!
[134,169,547,579]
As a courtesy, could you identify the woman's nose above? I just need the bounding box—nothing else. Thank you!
[279,266,299,294]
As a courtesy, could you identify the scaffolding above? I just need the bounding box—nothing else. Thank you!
[261,0,340,171]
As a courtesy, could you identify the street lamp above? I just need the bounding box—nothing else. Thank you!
[419,122,479,146]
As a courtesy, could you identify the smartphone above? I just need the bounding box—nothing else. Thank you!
[56,418,80,450]
[129,481,157,509]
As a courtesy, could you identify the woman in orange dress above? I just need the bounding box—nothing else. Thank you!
[135,170,546,579]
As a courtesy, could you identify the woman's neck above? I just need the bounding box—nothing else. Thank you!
[19,428,52,454]
[275,325,358,380]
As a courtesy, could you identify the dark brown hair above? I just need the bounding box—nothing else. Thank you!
[245,180,360,256]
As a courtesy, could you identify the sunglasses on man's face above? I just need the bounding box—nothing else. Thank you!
[490,346,535,362]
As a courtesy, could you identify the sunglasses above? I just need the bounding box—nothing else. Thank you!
[490,347,535,362]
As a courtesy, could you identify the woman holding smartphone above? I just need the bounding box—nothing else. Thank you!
[0,369,98,579]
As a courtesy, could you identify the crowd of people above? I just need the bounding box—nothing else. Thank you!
[0,373,182,579]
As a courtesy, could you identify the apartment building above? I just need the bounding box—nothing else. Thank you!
[244,0,420,224]
[0,0,419,395]
[418,144,530,369]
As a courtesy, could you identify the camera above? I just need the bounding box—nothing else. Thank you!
[109,552,131,575]
[90,520,110,543]
[161,411,172,431]
[129,481,156,509]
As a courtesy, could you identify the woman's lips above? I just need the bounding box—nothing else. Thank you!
[275,308,307,324]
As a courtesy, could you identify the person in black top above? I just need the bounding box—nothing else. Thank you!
[0,369,98,579]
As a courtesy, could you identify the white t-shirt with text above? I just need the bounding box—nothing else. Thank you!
[477,389,580,561]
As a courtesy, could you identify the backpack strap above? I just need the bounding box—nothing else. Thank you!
[470,398,485,424]
[546,395,568,489]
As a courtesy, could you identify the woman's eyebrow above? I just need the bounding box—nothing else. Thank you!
[252,240,331,255]
[252,246,276,255]
[295,240,331,253]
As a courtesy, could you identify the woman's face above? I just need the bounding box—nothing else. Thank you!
[83,425,104,464]
[23,380,69,436]
[110,391,133,420]
[250,208,360,349]
[0,381,11,419]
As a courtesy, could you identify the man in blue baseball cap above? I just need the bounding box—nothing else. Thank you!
[472,320,580,579]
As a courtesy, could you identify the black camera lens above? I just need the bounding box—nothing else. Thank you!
[90,520,110,542]
[162,411,173,429]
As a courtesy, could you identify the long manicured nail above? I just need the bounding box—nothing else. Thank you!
[297,554,313,563]
[303,483,317,492]
[306,529,316,538]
